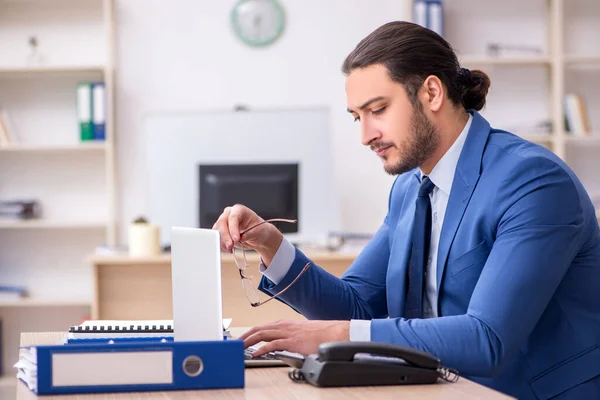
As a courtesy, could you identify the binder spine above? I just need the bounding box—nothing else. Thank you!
[34,340,245,394]
[77,82,94,141]
[92,82,106,141]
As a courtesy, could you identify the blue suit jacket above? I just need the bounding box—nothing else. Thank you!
[259,110,600,400]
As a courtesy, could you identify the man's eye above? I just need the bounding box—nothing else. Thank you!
[353,116,360,122]
[372,107,386,115]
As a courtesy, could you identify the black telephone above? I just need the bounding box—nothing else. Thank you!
[287,341,459,387]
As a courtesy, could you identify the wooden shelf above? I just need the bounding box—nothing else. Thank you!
[0,298,91,307]
[0,142,107,153]
[0,219,107,230]
[520,133,554,143]
[0,65,105,75]
[564,55,600,65]
[565,135,600,144]
[459,55,551,66]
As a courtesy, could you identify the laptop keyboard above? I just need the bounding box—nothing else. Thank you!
[244,347,277,360]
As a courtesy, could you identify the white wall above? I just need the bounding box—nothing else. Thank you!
[114,0,408,244]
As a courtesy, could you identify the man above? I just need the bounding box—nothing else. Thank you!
[213,21,600,399]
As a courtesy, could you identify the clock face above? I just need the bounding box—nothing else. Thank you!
[231,0,285,47]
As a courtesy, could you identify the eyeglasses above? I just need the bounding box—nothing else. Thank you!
[232,218,311,307]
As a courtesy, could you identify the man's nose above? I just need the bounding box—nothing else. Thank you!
[361,121,381,147]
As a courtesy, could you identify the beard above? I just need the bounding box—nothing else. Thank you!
[378,103,440,176]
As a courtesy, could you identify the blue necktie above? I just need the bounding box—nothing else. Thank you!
[405,176,435,319]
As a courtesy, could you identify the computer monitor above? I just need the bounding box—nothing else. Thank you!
[144,108,340,246]
[198,163,298,233]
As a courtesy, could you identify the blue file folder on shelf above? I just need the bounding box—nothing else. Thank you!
[92,82,106,141]
[413,0,444,37]
[15,339,244,395]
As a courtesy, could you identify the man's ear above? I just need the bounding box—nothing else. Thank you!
[420,75,444,112]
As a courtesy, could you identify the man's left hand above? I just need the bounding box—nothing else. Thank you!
[239,320,350,357]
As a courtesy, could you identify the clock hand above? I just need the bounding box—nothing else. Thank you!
[253,14,262,39]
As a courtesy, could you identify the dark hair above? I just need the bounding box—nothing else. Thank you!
[342,21,491,111]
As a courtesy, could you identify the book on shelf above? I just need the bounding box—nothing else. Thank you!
[0,199,42,220]
[0,285,27,302]
[413,0,444,37]
[564,93,591,136]
[0,108,18,147]
[77,81,106,142]
[92,82,106,141]
[77,82,94,141]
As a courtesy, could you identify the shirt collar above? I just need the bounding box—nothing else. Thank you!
[419,113,473,195]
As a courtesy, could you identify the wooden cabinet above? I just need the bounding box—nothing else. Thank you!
[90,250,357,327]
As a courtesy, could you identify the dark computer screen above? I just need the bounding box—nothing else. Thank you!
[198,163,299,233]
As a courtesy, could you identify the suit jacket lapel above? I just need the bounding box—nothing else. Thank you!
[436,111,491,295]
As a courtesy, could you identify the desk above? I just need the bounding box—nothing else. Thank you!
[16,330,513,400]
[89,250,357,326]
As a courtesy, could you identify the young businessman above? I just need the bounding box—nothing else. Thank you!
[213,21,600,399]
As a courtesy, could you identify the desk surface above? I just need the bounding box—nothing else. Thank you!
[16,330,512,400]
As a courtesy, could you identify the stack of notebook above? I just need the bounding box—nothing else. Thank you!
[14,347,37,392]
[66,318,233,343]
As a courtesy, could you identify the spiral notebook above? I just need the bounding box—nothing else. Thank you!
[67,319,233,343]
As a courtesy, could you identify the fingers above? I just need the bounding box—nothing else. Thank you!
[238,326,259,341]
[213,207,233,253]
[228,205,243,243]
[243,329,285,349]
[238,320,284,341]
[250,339,291,358]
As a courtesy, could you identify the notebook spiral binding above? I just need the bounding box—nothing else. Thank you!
[68,324,174,334]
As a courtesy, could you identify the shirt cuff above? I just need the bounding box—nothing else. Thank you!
[258,237,296,285]
[349,320,372,341]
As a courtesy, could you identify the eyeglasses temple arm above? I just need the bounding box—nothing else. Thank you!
[240,218,297,237]
[255,262,311,307]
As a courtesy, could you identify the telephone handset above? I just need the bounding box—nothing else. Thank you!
[288,341,459,387]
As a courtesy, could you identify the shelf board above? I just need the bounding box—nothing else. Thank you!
[0,298,91,307]
[0,219,107,230]
[459,55,551,66]
[0,65,105,75]
[565,135,600,143]
[520,133,554,143]
[0,142,107,153]
[564,55,600,65]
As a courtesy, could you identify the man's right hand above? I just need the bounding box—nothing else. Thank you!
[212,204,283,265]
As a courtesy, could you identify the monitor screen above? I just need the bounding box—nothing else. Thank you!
[198,163,299,234]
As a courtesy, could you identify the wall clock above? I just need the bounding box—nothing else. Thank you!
[231,0,286,47]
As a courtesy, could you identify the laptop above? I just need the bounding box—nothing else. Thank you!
[170,226,286,367]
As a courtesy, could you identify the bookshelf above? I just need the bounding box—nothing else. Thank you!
[0,219,107,229]
[0,298,91,308]
[0,142,108,153]
[0,0,116,379]
[459,55,552,66]
[0,65,106,75]
[411,0,600,219]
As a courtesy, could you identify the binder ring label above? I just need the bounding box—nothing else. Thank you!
[182,355,204,377]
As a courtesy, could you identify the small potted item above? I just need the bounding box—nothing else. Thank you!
[128,216,161,257]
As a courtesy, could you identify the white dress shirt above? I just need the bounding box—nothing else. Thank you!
[260,114,473,341]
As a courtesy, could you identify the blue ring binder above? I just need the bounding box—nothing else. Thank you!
[18,339,245,395]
